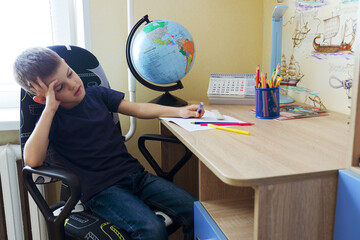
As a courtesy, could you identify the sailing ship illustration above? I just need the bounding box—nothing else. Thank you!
[280,54,304,86]
[313,15,355,53]
[292,21,310,48]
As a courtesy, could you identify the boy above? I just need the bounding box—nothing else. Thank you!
[14,47,204,240]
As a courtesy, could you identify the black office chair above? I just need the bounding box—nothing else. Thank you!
[20,45,193,240]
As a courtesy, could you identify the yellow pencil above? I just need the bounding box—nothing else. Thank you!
[275,76,282,87]
[208,124,250,135]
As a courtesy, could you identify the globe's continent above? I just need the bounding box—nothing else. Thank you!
[131,19,195,84]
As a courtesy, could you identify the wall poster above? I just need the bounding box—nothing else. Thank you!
[281,0,358,114]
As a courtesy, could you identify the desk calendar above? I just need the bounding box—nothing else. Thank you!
[207,73,256,105]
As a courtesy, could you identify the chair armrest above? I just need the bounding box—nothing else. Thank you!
[138,134,193,182]
[22,165,81,240]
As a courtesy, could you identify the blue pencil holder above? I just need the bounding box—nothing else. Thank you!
[255,87,280,119]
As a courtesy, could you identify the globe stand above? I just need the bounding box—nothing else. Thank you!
[149,92,187,107]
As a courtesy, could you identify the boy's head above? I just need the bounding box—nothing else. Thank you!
[14,47,86,109]
[13,47,62,95]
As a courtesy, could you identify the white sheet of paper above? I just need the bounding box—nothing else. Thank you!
[160,111,243,132]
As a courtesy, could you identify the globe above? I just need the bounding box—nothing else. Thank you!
[126,15,195,106]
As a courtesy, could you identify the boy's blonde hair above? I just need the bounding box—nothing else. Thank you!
[13,47,62,94]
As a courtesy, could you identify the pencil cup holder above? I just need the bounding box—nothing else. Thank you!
[255,87,280,119]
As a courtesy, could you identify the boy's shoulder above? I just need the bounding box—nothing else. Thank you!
[85,85,111,97]
[86,85,124,96]
[86,85,104,93]
[85,85,125,108]
[86,85,117,94]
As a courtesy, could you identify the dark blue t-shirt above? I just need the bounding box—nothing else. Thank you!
[47,86,144,202]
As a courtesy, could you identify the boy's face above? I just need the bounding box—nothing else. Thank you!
[42,60,85,109]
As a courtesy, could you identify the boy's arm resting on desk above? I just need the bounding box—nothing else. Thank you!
[117,99,204,119]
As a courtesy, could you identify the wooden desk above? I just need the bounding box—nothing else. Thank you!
[160,102,349,240]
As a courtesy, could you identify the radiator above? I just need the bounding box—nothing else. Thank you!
[0,144,49,240]
[0,144,24,239]
[0,144,48,240]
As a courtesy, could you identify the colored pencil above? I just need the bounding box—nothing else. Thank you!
[208,124,250,135]
[199,123,253,126]
[256,65,260,88]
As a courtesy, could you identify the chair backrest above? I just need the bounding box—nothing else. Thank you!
[20,45,121,183]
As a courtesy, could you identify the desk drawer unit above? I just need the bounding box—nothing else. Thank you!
[194,201,227,240]
[333,169,360,240]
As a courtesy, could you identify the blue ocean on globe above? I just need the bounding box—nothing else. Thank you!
[130,19,195,85]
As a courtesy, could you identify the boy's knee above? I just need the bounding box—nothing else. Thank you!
[133,218,168,240]
[149,220,168,239]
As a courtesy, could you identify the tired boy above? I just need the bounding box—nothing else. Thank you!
[14,47,204,240]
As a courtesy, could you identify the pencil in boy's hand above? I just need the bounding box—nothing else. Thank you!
[197,102,204,114]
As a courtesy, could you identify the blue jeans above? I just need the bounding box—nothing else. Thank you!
[84,171,197,240]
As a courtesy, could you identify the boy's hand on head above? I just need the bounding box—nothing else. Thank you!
[45,80,61,112]
[30,77,60,112]
[179,104,205,118]
[30,77,48,97]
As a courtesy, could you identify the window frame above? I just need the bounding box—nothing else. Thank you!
[0,0,91,131]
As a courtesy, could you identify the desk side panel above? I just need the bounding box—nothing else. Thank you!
[255,172,337,240]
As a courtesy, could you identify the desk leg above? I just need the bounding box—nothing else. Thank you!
[254,172,338,240]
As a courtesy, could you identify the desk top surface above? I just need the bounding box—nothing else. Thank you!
[161,102,350,186]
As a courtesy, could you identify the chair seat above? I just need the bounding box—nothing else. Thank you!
[65,210,132,240]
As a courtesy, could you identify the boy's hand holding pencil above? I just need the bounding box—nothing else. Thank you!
[179,102,205,118]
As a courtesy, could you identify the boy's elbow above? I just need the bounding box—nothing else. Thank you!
[24,154,43,168]
[24,159,42,168]
[23,144,45,168]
